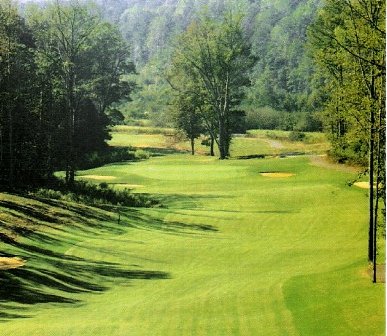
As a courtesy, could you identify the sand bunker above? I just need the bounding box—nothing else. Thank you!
[0,257,25,270]
[81,175,117,181]
[353,182,379,189]
[116,184,144,189]
[260,172,295,178]
[354,182,369,189]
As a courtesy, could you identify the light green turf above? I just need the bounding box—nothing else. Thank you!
[0,132,384,335]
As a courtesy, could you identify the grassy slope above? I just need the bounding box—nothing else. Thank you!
[0,129,384,335]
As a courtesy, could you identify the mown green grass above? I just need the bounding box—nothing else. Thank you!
[0,129,384,335]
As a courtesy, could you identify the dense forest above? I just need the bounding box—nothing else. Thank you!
[103,0,324,132]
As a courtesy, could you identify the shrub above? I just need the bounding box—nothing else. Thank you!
[34,188,62,200]
[33,179,160,208]
[81,147,148,170]
[289,131,306,142]
[135,149,150,160]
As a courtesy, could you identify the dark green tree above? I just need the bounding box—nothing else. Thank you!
[0,1,42,187]
[29,0,135,185]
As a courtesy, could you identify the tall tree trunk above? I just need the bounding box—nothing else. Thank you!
[8,107,14,188]
[210,135,215,156]
[6,31,13,188]
[66,65,76,187]
[368,104,375,262]
[372,100,385,283]
[218,111,228,160]
[190,137,195,155]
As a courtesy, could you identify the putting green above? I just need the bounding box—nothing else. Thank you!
[0,154,384,336]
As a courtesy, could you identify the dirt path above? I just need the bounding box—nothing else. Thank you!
[265,139,284,149]
[309,155,362,174]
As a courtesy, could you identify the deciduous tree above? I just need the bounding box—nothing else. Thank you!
[169,12,254,159]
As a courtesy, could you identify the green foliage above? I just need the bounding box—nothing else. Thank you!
[34,178,159,208]
[246,0,322,115]
[0,1,136,189]
[308,0,385,166]
[0,1,43,187]
[169,11,254,158]
[80,147,150,170]
[288,130,306,142]
[121,59,174,127]
[106,108,125,125]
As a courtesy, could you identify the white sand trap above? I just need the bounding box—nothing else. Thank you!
[260,172,295,178]
[354,182,369,189]
[81,175,117,181]
[117,184,144,189]
[353,182,379,189]
[0,257,25,270]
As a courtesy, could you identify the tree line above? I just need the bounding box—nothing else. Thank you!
[0,0,134,189]
[309,0,385,282]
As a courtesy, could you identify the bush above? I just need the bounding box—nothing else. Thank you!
[289,131,306,142]
[134,149,150,160]
[245,107,323,132]
[81,147,150,170]
[245,106,280,130]
[34,188,62,200]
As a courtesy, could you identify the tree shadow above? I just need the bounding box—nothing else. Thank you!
[139,193,235,210]
[0,200,170,321]
[0,254,169,321]
[235,153,267,160]
[121,208,218,234]
[0,200,59,224]
[0,191,219,322]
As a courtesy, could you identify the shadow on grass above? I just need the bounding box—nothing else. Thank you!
[0,199,170,321]
[0,200,60,224]
[0,190,223,322]
[3,196,127,237]
[234,152,306,160]
[141,193,235,210]
[0,255,169,321]
[121,207,218,234]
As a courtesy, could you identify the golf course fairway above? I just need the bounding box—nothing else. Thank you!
[0,151,385,335]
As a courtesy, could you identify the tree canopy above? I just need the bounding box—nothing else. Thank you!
[168,12,254,159]
[309,0,385,280]
[0,0,134,188]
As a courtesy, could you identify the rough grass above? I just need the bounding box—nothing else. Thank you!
[108,126,331,158]
[0,127,384,335]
